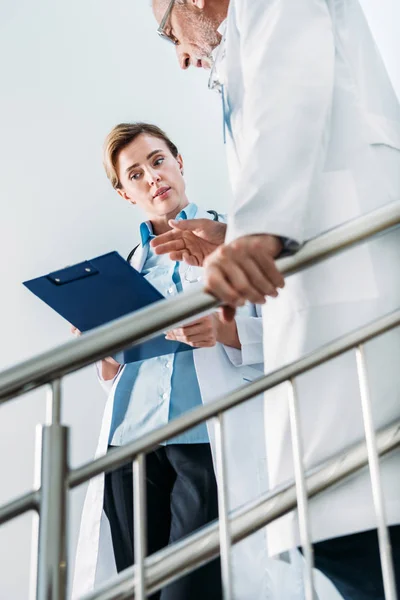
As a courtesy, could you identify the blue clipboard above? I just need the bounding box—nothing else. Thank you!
[23,251,190,363]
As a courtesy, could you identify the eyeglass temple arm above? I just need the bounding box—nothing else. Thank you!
[158,0,175,32]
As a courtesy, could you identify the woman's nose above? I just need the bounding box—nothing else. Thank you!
[146,169,161,185]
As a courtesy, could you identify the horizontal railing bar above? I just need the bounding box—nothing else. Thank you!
[69,309,400,488]
[0,491,39,526]
[0,292,218,404]
[278,199,400,276]
[82,420,400,600]
[2,310,398,517]
[0,202,398,404]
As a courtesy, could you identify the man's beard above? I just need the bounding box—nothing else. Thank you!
[191,10,221,64]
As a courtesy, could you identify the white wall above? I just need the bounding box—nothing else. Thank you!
[0,1,398,598]
[0,1,230,597]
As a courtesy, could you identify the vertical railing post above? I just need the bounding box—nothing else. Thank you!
[214,412,233,600]
[46,378,62,425]
[36,379,69,600]
[288,378,316,600]
[355,345,398,600]
[133,453,147,600]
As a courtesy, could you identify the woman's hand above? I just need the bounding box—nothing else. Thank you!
[213,310,241,350]
[165,312,241,350]
[166,315,217,348]
[151,218,227,266]
[70,325,120,380]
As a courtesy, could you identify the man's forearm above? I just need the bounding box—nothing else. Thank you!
[246,233,283,258]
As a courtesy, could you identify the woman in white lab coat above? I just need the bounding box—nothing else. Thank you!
[72,122,303,600]
[151,1,400,598]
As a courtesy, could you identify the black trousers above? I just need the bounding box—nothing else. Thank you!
[314,525,400,600]
[104,443,222,600]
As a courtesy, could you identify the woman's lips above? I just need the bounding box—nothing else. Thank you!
[154,186,171,200]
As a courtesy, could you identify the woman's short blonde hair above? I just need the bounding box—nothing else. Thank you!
[103,122,179,189]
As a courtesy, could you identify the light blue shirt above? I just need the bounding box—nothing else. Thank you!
[109,203,209,446]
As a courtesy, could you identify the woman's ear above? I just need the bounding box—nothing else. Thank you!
[117,188,136,205]
[177,153,184,175]
[190,0,205,8]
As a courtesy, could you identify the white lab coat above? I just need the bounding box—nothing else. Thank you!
[220,0,400,556]
[72,207,304,599]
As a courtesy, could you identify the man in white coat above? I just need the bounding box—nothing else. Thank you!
[151,1,400,598]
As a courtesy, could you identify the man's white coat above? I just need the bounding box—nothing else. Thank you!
[220,0,400,555]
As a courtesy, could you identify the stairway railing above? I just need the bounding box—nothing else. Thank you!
[0,200,398,600]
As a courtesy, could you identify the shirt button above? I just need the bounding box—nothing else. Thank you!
[166,361,172,368]
[162,392,168,401]
[168,287,174,295]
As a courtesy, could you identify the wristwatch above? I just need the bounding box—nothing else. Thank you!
[278,236,302,258]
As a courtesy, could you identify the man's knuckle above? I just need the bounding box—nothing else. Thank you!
[251,241,263,254]
[236,281,248,294]
[228,293,240,305]
[230,240,241,252]
[207,272,219,288]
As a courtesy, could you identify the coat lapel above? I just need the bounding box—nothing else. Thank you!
[129,242,148,273]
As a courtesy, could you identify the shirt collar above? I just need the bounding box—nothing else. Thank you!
[217,18,227,36]
[139,203,198,246]
[178,202,198,221]
[140,221,154,247]
[210,19,227,66]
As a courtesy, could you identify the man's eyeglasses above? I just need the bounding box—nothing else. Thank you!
[157,0,179,45]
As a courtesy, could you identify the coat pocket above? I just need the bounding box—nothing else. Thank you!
[363,112,400,151]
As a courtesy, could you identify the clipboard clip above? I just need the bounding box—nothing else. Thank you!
[47,261,99,285]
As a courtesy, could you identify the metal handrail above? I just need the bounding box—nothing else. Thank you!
[0,490,39,526]
[68,308,400,488]
[82,420,400,600]
[0,200,398,600]
[0,310,398,563]
[0,201,398,404]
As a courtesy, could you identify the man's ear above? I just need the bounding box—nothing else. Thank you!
[117,188,136,205]
[189,0,205,8]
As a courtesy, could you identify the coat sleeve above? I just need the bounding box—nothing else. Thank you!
[226,0,334,245]
[223,304,264,367]
[95,362,122,394]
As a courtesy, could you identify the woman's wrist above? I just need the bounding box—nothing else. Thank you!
[214,315,241,350]
[101,357,120,380]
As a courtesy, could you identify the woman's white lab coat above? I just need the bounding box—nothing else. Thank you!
[72,208,304,599]
[220,0,400,556]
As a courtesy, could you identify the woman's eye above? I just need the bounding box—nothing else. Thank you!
[154,157,164,166]
[130,172,141,181]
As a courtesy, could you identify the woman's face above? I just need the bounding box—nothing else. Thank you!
[116,134,188,220]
